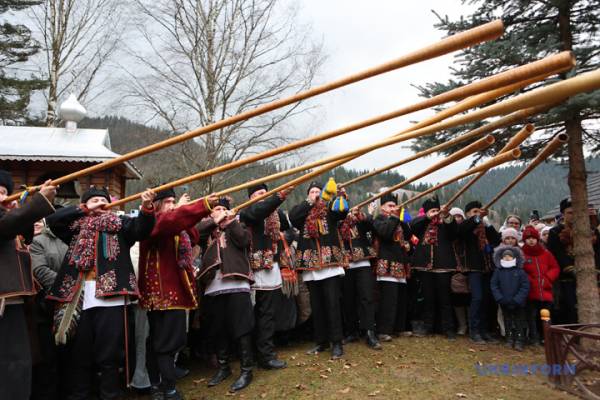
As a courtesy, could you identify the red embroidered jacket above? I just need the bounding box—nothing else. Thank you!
[139,200,210,310]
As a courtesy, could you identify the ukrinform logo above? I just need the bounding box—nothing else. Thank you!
[475,363,577,376]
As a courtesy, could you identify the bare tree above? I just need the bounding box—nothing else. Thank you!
[120,0,324,193]
[29,0,129,126]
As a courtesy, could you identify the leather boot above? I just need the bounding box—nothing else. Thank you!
[366,330,382,350]
[331,341,344,360]
[504,329,514,349]
[208,349,231,387]
[230,335,253,392]
[514,330,525,352]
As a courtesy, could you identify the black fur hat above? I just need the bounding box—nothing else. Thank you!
[247,183,268,198]
[307,181,322,194]
[422,196,440,213]
[380,192,398,206]
[465,200,482,213]
[154,187,177,202]
[0,169,14,195]
[217,196,231,210]
[81,186,111,204]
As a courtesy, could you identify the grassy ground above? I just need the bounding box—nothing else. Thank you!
[150,335,579,400]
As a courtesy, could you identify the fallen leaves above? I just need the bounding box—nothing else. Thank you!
[339,387,351,394]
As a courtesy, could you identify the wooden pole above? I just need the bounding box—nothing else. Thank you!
[108,67,600,208]
[352,135,496,209]
[443,123,536,207]
[4,20,505,203]
[399,149,523,209]
[483,133,568,209]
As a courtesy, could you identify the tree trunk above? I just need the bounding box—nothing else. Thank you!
[566,116,600,325]
[559,3,600,325]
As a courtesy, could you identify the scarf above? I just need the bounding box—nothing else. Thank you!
[68,213,122,271]
[500,259,516,268]
[522,243,545,257]
[423,216,441,246]
[304,201,328,239]
[264,210,281,243]
[175,231,194,269]
[339,212,358,242]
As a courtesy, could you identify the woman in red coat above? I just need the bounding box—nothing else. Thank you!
[521,225,559,346]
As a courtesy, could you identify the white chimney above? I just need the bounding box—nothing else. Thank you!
[59,94,87,133]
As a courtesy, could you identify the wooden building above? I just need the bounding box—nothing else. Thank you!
[0,95,141,207]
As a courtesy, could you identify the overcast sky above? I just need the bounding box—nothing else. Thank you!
[295,0,480,184]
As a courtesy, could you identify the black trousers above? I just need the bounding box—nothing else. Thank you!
[65,306,127,400]
[146,310,187,392]
[306,276,344,344]
[421,272,454,333]
[557,280,577,324]
[376,281,408,335]
[254,289,280,361]
[342,267,376,333]
[32,298,60,400]
[501,305,527,338]
[527,300,552,341]
[0,304,31,400]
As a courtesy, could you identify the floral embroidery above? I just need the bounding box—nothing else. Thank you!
[129,273,138,292]
[249,249,275,271]
[58,274,77,298]
[376,259,409,279]
[296,245,345,270]
[96,269,117,295]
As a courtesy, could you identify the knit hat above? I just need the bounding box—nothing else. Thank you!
[449,207,465,219]
[380,192,398,206]
[541,226,551,235]
[307,181,322,194]
[154,187,177,202]
[560,198,572,213]
[0,169,14,195]
[522,225,540,240]
[81,186,111,204]
[422,196,440,213]
[465,200,482,213]
[501,227,519,241]
[247,183,268,198]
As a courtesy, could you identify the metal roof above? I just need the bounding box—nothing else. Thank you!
[0,126,142,179]
[542,171,600,219]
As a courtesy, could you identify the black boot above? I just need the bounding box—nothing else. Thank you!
[207,350,231,387]
[259,356,287,370]
[343,332,359,344]
[504,330,514,349]
[230,335,253,392]
[514,331,525,352]
[366,330,382,350]
[331,342,344,360]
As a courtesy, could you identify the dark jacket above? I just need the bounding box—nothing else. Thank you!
[30,227,69,292]
[288,199,348,271]
[46,206,155,302]
[547,224,600,281]
[410,215,458,271]
[139,200,210,311]
[490,245,530,308]
[239,193,292,271]
[372,214,412,279]
[339,212,377,263]
[457,216,501,272]
[197,217,253,286]
[0,193,55,298]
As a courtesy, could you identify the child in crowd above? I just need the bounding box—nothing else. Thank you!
[491,246,529,351]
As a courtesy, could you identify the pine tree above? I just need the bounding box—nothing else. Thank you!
[0,0,46,125]
[415,0,600,324]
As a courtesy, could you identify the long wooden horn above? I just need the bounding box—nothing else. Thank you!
[400,149,523,209]
[443,123,536,207]
[341,121,535,189]
[4,20,504,203]
[352,135,495,209]
[483,133,568,209]
[108,66,600,209]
